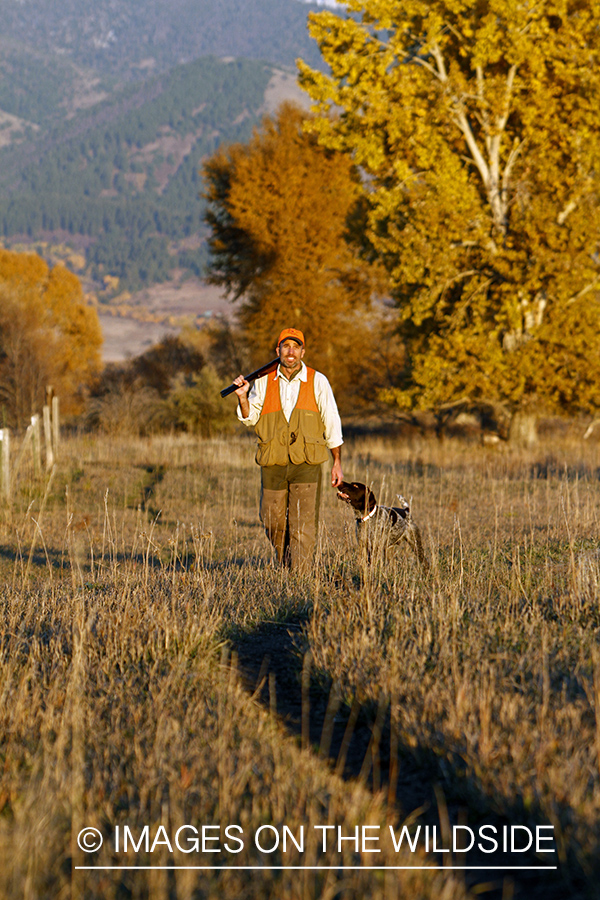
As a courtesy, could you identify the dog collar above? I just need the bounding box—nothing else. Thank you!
[361,505,377,522]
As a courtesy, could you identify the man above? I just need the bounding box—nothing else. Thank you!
[233,327,343,570]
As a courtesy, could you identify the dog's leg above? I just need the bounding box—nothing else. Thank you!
[367,534,374,564]
[355,520,374,566]
[404,522,428,569]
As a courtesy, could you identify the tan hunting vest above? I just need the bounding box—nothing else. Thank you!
[254,367,330,467]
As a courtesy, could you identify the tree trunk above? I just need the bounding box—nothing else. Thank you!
[509,410,538,447]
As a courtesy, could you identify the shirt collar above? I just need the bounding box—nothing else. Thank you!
[275,361,307,383]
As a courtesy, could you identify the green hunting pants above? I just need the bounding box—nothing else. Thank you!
[260,462,322,571]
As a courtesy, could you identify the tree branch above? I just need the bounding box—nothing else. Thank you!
[438,268,480,305]
[410,54,443,80]
[566,277,600,304]
[498,65,518,133]
[475,66,492,155]
[452,107,491,192]
[502,138,526,202]
[430,41,449,82]
[557,199,577,226]
[428,42,492,198]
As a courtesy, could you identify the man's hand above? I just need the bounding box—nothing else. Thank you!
[233,375,250,418]
[330,446,343,488]
[233,375,250,396]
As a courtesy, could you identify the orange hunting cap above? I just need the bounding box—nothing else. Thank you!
[277,328,305,347]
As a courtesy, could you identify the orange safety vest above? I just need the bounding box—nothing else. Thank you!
[254,367,330,467]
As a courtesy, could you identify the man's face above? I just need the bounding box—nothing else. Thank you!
[277,338,305,372]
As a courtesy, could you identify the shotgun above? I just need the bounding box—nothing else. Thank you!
[220,358,279,398]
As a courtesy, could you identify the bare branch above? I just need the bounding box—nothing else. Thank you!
[430,41,449,82]
[410,54,443,80]
[446,277,495,328]
[486,66,519,232]
[566,277,600,304]
[438,268,480,304]
[414,42,518,234]
[427,44,492,198]
[502,138,526,199]
[557,200,577,226]
[452,107,491,191]
[497,65,518,133]
[475,66,492,155]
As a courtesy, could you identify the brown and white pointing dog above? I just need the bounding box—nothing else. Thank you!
[336,481,427,567]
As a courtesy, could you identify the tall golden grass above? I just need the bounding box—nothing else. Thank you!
[0,429,598,898]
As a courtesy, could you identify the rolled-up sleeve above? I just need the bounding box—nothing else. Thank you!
[236,375,267,427]
[314,373,344,449]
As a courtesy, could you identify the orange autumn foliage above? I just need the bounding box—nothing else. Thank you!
[0,248,102,425]
[202,104,390,405]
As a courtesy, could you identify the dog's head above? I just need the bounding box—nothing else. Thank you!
[336,481,377,517]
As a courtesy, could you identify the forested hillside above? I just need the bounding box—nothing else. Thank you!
[0,0,324,76]
[0,57,277,292]
[0,0,322,295]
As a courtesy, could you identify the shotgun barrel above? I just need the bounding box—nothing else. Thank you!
[220,358,280,398]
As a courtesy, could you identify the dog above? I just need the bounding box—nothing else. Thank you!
[336,481,427,567]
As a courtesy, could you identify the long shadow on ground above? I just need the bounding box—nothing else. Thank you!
[231,618,588,900]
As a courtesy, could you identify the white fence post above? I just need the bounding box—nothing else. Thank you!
[43,405,54,471]
[52,395,60,458]
[0,429,9,499]
[31,414,42,477]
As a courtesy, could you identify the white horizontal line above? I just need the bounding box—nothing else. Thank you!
[75,866,558,871]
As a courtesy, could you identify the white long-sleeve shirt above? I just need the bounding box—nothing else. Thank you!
[237,362,343,449]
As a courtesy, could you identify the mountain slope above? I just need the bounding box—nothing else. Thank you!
[0,56,280,292]
[0,0,325,76]
[0,0,327,294]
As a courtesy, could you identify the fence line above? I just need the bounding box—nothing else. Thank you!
[0,395,60,503]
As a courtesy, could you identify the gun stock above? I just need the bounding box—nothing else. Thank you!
[220,358,279,398]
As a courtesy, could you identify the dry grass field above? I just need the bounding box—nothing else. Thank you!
[1,428,599,899]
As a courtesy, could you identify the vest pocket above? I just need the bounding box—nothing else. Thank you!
[303,437,329,465]
[256,441,274,466]
[256,440,288,467]
[300,411,322,440]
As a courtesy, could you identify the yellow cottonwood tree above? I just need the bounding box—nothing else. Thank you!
[0,248,102,425]
[202,103,389,404]
[299,0,600,421]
